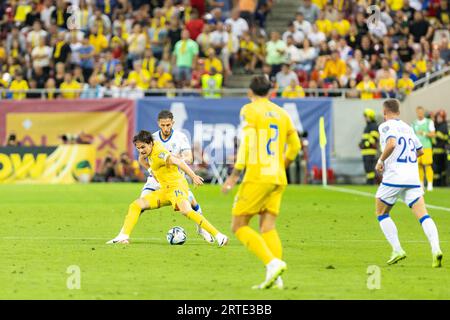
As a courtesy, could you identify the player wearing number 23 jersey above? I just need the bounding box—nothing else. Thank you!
[374,99,442,269]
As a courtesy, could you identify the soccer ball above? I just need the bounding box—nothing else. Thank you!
[166,226,187,245]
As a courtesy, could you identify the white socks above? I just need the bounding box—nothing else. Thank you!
[378,214,403,252]
[378,213,442,255]
[420,215,441,254]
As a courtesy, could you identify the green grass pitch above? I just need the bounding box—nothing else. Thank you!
[0,184,449,300]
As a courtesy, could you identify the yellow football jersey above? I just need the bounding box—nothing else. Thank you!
[148,142,188,189]
[235,98,301,185]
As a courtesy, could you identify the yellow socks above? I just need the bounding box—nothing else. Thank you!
[186,210,219,237]
[425,165,434,186]
[419,165,425,184]
[235,226,275,265]
[121,202,142,236]
[262,229,283,259]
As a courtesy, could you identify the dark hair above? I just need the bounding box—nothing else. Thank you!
[249,75,271,97]
[133,130,154,144]
[158,110,174,120]
[383,99,400,114]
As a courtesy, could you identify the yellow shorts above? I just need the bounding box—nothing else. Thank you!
[143,186,190,210]
[232,182,286,216]
[418,148,433,166]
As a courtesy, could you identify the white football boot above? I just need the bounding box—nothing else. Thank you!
[252,259,287,290]
[215,233,229,247]
[106,234,130,244]
[197,225,215,243]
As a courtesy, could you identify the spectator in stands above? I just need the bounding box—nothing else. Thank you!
[127,60,151,90]
[81,76,105,99]
[31,36,52,72]
[321,50,346,83]
[6,133,20,147]
[286,36,301,66]
[275,63,299,91]
[238,31,257,73]
[52,32,71,65]
[9,68,29,100]
[297,39,317,72]
[266,31,287,77]
[238,0,257,27]
[118,152,144,182]
[221,23,239,76]
[45,77,57,99]
[204,48,223,74]
[201,66,223,98]
[356,74,376,100]
[225,8,249,39]
[281,79,305,98]
[126,23,146,68]
[27,20,47,50]
[60,72,82,99]
[294,12,312,36]
[283,21,304,46]
[185,8,204,41]
[297,0,319,24]
[254,0,273,29]
[409,11,433,43]
[173,29,199,87]
[397,70,415,96]
[79,36,95,82]
[197,23,213,57]
[210,22,227,55]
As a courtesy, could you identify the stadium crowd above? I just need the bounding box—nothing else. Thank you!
[0,0,448,99]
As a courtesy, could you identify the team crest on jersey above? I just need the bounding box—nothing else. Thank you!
[158,152,167,159]
[382,126,389,133]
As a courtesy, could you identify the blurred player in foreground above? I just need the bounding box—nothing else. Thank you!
[375,99,443,268]
[222,76,301,289]
[107,130,228,246]
[140,110,214,243]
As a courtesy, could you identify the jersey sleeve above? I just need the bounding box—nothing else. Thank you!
[240,105,257,129]
[379,122,397,143]
[179,132,191,151]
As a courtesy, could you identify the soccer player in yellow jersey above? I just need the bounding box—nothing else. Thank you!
[222,76,301,289]
[107,130,228,246]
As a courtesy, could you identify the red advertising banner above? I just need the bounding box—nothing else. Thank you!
[0,99,135,169]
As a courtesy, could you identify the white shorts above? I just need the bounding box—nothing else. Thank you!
[376,184,424,208]
[140,176,161,197]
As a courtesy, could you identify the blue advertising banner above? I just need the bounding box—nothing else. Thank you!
[136,98,332,170]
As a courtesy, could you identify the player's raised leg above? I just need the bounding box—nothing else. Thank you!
[375,194,406,265]
[107,191,167,244]
[188,190,214,243]
[409,196,443,267]
[177,198,228,247]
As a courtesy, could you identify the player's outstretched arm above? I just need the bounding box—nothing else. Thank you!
[167,154,204,186]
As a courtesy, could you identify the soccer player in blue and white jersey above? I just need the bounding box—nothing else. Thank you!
[375,99,443,268]
[138,110,214,244]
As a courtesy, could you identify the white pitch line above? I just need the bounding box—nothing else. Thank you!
[0,236,447,243]
[325,186,450,213]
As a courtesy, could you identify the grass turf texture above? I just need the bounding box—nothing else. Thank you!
[0,184,449,300]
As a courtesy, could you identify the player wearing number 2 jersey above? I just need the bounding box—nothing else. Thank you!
[222,76,301,289]
[375,99,443,268]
